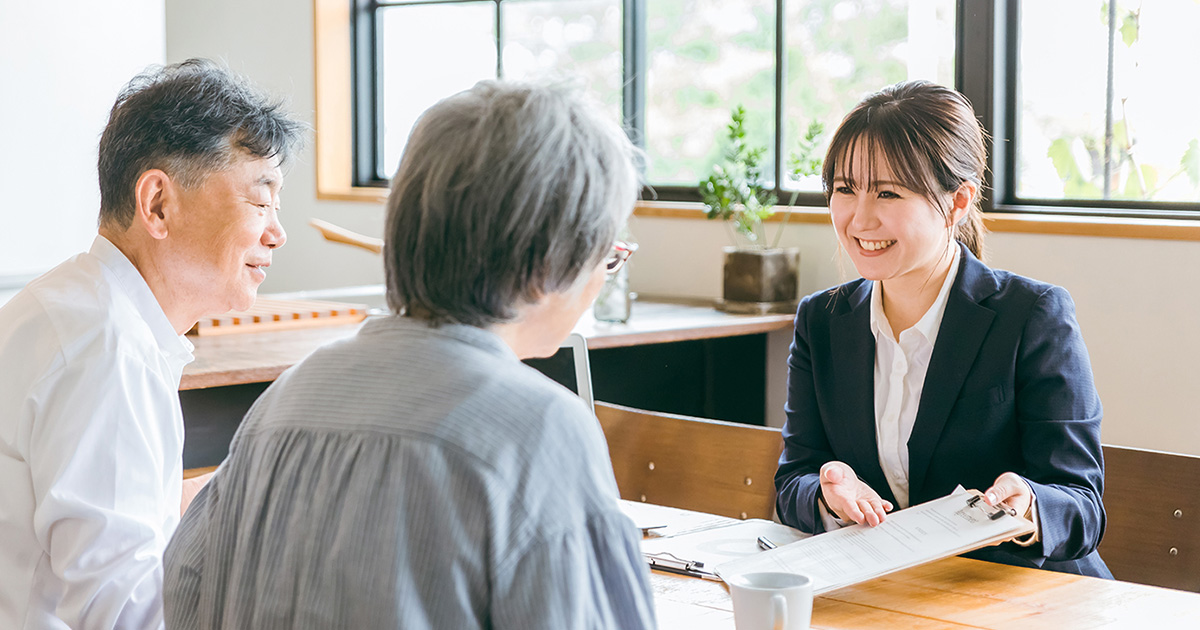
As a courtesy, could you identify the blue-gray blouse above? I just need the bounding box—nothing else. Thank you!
[164,316,656,629]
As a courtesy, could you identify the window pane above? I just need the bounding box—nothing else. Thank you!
[645,0,777,186]
[501,0,623,122]
[378,3,497,178]
[784,0,956,192]
[1016,1,1200,203]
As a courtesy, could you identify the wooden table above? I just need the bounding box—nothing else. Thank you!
[636,502,1200,628]
[180,298,794,390]
[651,556,1200,629]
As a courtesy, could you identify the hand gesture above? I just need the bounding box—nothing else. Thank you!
[818,461,893,527]
[983,472,1033,519]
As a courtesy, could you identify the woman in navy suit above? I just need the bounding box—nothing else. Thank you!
[774,81,1110,577]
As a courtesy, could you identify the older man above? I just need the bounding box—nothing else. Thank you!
[0,59,303,629]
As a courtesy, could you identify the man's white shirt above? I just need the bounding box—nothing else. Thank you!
[0,236,193,629]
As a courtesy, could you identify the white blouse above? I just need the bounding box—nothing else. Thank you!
[820,246,1039,542]
[869,245,961,510]
[818,245,959,530]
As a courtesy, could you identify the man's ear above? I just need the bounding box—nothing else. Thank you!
[948,180,978,226]
[133,169,173,240]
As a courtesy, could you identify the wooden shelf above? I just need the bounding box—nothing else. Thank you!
[180,298,794,391]
[578,298,793,350]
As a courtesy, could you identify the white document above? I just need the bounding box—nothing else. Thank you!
[619,500,737,538]
[715,486,1036,594]
[642,518,811,572]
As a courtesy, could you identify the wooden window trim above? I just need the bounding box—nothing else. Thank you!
[313,0,388,204]
[312,0,1200,241]
[634,202,1200,241]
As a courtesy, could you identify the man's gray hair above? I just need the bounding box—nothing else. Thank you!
[384,80,642,327]
[98,58,306,228]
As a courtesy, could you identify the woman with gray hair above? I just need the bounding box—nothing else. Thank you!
[163,81,656,629]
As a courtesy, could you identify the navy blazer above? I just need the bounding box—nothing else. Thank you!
[774,244,1111,578]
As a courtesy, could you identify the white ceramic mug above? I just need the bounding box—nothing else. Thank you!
[726,571,813,630]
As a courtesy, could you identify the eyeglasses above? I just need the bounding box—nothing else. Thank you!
[604,240,638,275]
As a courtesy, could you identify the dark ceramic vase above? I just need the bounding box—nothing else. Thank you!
[718,246,800,314]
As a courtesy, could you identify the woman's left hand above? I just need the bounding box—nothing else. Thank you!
[983,472,1033,519]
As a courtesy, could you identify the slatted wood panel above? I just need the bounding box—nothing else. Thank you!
[188,298,368,336]
[595,402,782,520]
[1099,444,1200,592]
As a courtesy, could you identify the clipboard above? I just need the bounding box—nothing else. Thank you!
[640,518,810,581]
[964,490,1020,520]
[716,486,1036,594]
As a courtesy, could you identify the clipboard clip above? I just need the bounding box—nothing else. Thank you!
[966,492,1017,520]
[644,552,721,581]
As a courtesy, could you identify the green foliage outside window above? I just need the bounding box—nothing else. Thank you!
[1042,2,1200,202]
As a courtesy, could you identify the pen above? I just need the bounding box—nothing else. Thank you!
[756,536,777,551]
[648,562,723,581]
[645,553,721,581]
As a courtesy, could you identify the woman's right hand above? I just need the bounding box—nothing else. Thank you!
[819,461,893,527]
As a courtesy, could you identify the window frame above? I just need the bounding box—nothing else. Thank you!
[982,0,1200,220]
[350,0,830,207]
[350,0,383,188]
[318,0,1200,237]
[353,0,512,187]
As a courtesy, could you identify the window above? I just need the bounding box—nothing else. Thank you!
[349,0,1200,220]
[1001,0,1200,216]
[353,0,956,202]
[357,0,623,184]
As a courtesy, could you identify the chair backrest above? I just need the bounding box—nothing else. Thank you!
[595,401,783,520]
[1099,444,1200,592]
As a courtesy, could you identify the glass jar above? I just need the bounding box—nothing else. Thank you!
[593,263,632,323]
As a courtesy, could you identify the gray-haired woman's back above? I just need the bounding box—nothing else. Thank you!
[163,316,656,629]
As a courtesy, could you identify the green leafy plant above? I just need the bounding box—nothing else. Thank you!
[769,120,827,249]
[699,106,824,249]
[699,106,777,246]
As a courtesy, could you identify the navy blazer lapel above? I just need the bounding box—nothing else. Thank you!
[907,245,1000,497]
[829,281,892,500]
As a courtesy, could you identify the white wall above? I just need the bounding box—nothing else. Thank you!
[164,0,1200,456]
[0,0,165,285]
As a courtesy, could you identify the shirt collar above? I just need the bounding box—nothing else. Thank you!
[89,235,195,362]
[869,243,961,347]
[360,315,518,362]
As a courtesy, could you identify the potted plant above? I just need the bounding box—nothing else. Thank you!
[700,106,823,314]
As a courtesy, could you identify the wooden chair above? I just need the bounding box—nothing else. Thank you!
[184,466,218,479]
[1099,445,1200,592]
[594,401,783,520]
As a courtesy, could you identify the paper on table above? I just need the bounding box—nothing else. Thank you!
[715,486,1036,594]
[619,500,738,538]
[642,518,810,571]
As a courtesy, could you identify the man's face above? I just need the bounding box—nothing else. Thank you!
[167,155,286,316]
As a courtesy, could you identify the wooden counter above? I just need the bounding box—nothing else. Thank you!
[181,298,794,391]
